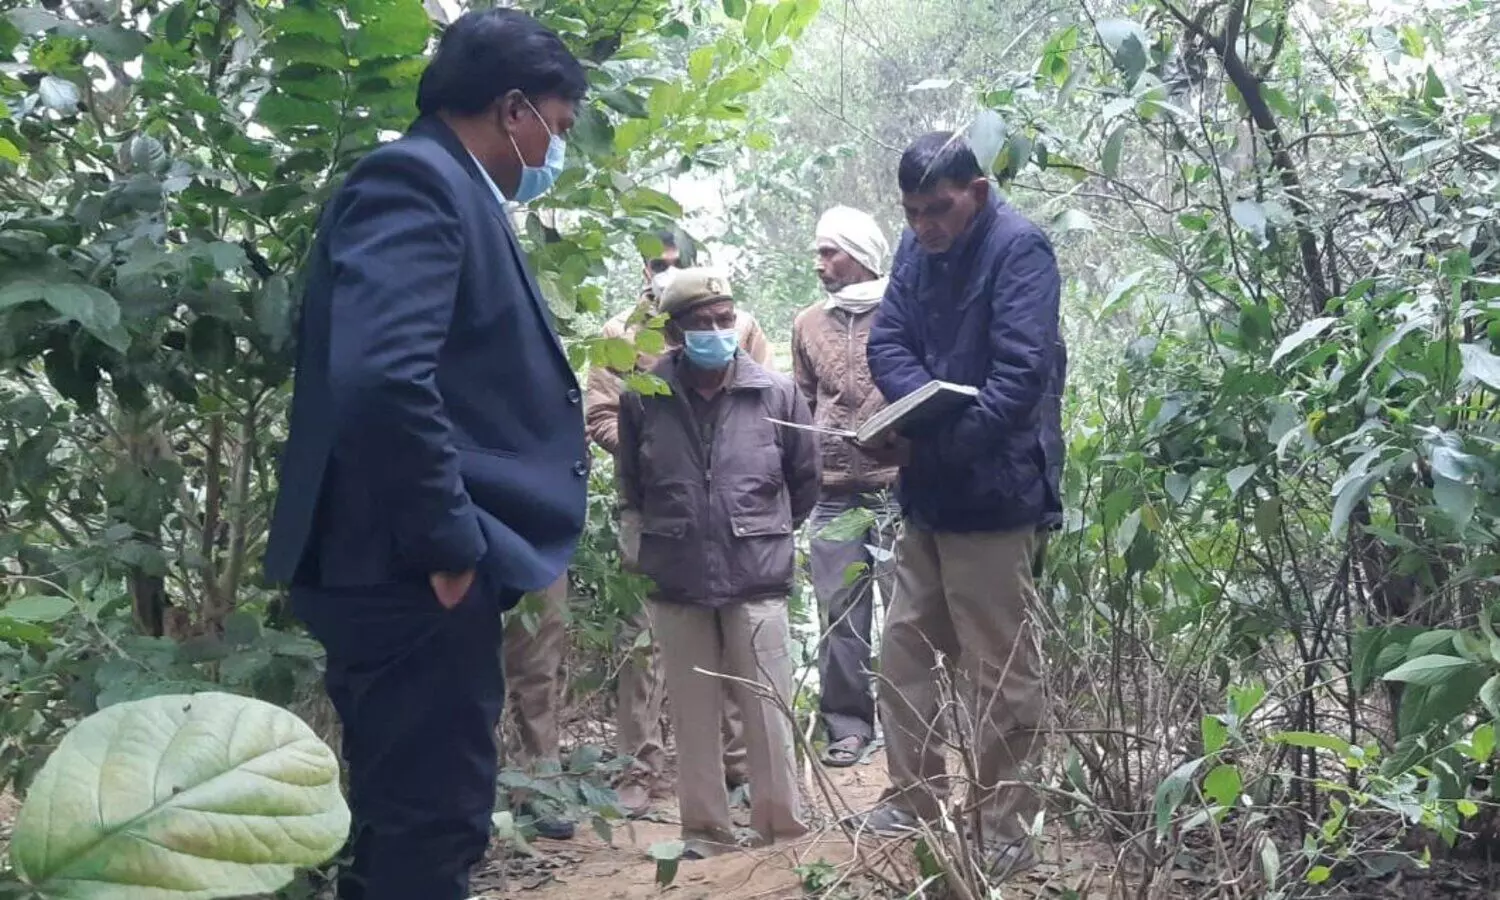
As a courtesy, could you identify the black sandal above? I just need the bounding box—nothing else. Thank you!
[820,735,869,768]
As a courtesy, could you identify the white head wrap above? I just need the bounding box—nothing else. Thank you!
[815,205,890,277]
[815,206,891,314]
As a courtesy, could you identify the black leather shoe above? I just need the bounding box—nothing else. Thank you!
[519,804,576,841]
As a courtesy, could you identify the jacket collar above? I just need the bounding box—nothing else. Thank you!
[406,115,507,214]
[405,115,573,368]
[654,349,775,393]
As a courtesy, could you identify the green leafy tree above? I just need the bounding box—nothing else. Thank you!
[0,0,815,792]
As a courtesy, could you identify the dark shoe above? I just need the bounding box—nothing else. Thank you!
[519,804,575,841]
[820,735,870,768]
[842,803,920,838]
[985,839,1038,881]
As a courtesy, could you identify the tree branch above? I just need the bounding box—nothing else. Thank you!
[1159,0,1333,311]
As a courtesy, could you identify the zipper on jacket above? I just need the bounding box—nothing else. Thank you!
[844,311,863,485]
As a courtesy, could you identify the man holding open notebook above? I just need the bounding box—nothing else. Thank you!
[848,132,1067,882]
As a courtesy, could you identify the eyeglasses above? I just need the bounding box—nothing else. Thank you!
[646,258,683,274]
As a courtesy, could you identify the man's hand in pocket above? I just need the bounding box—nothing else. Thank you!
[430,570,476,609]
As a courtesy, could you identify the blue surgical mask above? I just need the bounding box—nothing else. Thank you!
[506,98,566,204]
[683,329,739,370]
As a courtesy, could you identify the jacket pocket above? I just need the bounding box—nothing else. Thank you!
[641,479,694,538]
[642,520,688,538]
[730,509,793,538]
[725,472,789,537]
[455,443,519,460]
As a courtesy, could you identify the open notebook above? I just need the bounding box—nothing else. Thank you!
[769,380,979,448]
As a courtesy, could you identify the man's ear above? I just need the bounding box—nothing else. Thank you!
[497,89,526,128]
[664,320,684,346]
[969,177,991,205]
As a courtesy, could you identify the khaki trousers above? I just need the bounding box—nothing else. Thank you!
[878,524,1046,845]
[651,598,807,853]
[501,575,569,769]
[618,510,747,785]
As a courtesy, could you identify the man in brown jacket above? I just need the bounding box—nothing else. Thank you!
[584,232,770,815]
[618,268,819,857]
[791,206,899,768]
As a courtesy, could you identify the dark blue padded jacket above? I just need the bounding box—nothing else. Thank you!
[866,194,1067,534]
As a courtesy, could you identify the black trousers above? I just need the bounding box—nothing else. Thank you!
[293,576,512,900]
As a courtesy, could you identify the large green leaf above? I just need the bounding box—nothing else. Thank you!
[1,594,74,623]
[1330,470,1378,539]
[1480,674,1500,721]
[1270,316,1337,366]
[1201,763,1241,807]
[0,280,127,351]
[12,692,350,899]
[38,75,81,112]
[1382,654,1479,687]
[1153,756,1204,838]
[1268,730,1352,756]
[1101,124,1125,177]
[1230,199,1269,245]
[968,109,1008,173]
[348,0,431,58]
[1459,343,1500,391]
[1095,19,1148,81]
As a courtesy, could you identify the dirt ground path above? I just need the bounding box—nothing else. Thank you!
[470,749,1120,899]
[0,751,1119,899]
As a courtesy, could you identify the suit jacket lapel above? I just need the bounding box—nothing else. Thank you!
[405,116,571,367]
[495,211,568,356]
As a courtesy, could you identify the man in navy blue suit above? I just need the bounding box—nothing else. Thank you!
[263,10,589,899]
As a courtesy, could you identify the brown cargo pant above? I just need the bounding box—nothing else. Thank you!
[651,597,806,854]
[618,509,747,786]
[877,524,1047,846]
[501,576,569,770]
[501,518,749,785]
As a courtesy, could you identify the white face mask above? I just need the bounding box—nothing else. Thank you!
[650,269,677,300]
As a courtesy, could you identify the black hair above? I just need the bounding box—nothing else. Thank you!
[646,228,697,267]
[897,131,985,193]
[416,9,588,117]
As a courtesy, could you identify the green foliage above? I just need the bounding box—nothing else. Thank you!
[830,0,1500,889]
[0,0,806,603]
[794,859,841,895]
[0,2,814,888]
[648,839,685,887]
[496,742,631,847]
[10,692,349,899]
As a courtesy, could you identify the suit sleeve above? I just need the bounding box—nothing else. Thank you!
[782,385,821,526]
[325,151,485,576]
[866,242,932,403]
[616,391,645,513]
[790,316,818,417]
[944,232,1062,466]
